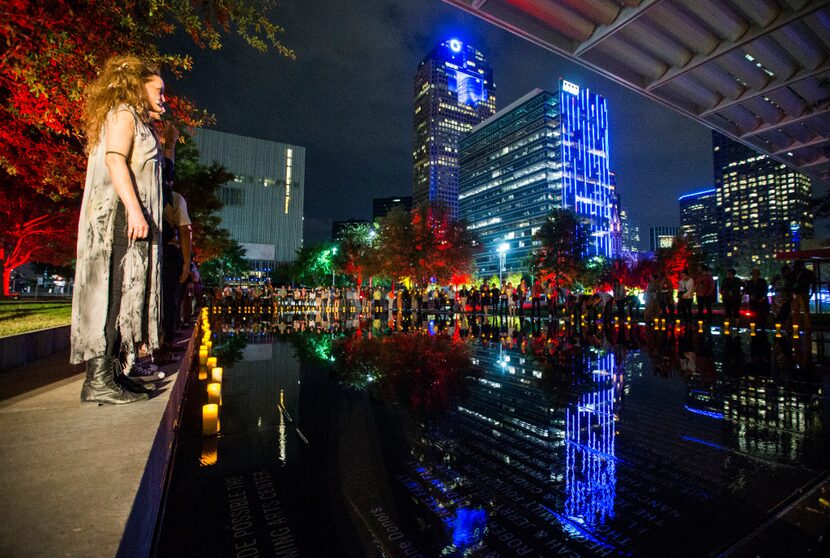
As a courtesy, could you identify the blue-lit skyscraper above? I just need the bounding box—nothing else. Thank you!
[413,40,496,218]
[459,81,615,277]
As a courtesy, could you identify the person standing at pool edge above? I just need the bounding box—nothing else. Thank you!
[70,55,166,405]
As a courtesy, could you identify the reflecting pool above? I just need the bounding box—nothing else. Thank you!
[154,311,830,557]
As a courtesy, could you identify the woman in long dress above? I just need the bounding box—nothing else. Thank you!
[70,55,166,405]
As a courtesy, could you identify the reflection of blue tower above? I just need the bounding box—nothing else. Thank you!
[563,351,617,529]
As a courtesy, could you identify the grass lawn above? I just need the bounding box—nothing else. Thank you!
[0,300,72,337]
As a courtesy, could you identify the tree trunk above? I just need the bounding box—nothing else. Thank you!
[3,265,12,297]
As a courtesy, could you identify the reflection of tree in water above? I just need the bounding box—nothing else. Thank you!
[332,332,477,414]
[211,333,247,367]
[285,329,345,364]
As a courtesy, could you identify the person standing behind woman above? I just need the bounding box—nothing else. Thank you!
[695,265,715,323]
[677,270,694,324]
[744,269,769,329]
[71,55,166,404]
[720,268,744,326]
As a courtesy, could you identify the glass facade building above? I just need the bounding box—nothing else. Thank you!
[459,82,616,277]
[679,188,719,266]
[713,131,813,276]
[413,40,496,218]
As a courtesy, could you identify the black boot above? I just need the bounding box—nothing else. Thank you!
[81,356,148,405]
[113,359,156,394]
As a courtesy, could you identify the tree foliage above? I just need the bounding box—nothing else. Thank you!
[374,204,478,286]
[288,244,336,287]
[655,236,703,287]
[332,222,376,286]
[0,0,294,295]
[528,209,590,289]
[199,241,248,287]
[171,133,235,261]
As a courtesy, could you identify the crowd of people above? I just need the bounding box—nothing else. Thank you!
[642,262,816,329]
[209,279,603,320]
[207,259,819,338]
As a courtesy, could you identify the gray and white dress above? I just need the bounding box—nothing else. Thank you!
[70,105,163,364]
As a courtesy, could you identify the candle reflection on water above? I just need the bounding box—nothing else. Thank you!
[200,435,218,466]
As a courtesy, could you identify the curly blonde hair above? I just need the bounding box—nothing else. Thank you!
[83,55,160,152]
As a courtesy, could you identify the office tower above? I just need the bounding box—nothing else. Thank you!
[413,39,496,218]
[609,173,622,258]
[620,210,640,253]
[679,188,719,266]
[459,81,615,277]
[332,219,369,241]
[713,131,813,276]
[193,129,304,273]
[649,226,679,252]
[372,196,413,221]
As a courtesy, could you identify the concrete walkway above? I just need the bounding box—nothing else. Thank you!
[0,331,194,558]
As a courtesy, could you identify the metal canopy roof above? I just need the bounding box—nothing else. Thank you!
[443,0,830,182]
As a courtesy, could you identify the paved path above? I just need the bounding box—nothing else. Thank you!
[0,332,194,558]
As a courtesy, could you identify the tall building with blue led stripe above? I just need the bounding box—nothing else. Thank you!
[459,82,616,277]
[413,40,496,218]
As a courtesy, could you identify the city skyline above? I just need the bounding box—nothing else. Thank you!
[165,0,737,250]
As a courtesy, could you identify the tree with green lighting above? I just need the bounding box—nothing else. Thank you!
[332,222,377,286]
[199,242,248,287]
[291,244,337,286]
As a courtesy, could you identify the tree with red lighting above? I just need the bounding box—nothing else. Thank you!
[656,236,703,287]
[374,204,478,286]
[0,0,294,295]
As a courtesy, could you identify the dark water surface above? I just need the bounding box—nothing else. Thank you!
[154,312,830,557]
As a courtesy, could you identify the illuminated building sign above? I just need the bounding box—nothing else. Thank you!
[562,80,580,95]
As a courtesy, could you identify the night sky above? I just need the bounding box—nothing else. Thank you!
[164,0,724,249]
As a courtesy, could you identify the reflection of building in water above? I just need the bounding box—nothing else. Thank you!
[466,341,566,451]
[721,374,822,463]
[220,333,301,465]
[563,353,617,529]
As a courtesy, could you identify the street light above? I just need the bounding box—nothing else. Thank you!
[497,242,509,284]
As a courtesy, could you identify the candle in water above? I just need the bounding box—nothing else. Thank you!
[207,382,222,406]
[202,404,219,436]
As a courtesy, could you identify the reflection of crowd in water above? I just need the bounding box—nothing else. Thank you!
[206,296,822,382]
[207,280,645,325]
